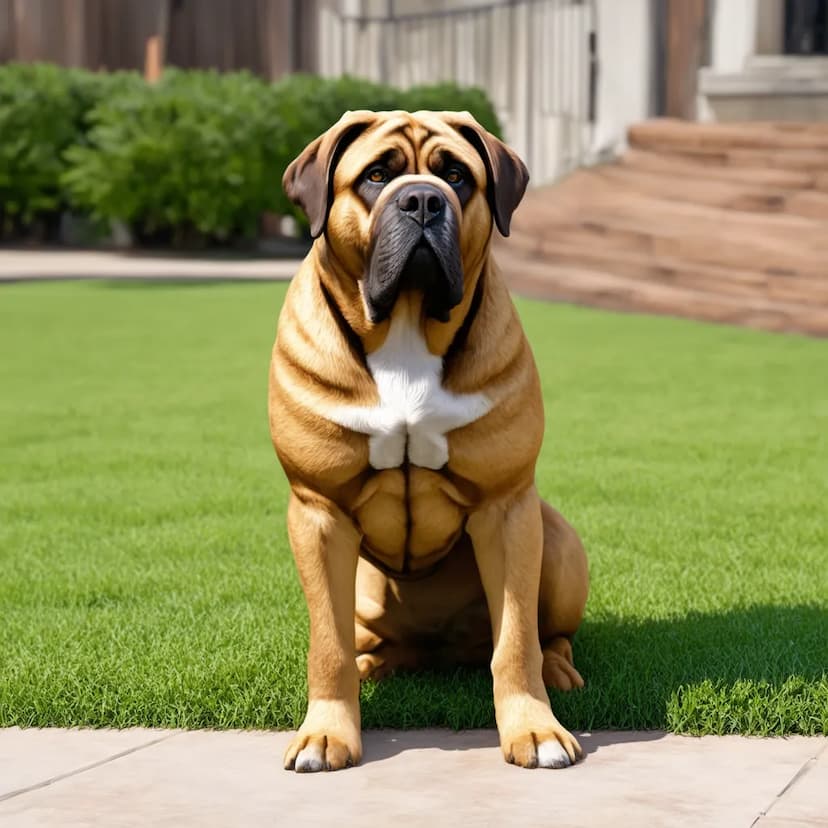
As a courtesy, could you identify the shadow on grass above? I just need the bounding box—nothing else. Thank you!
[358,603,827,760]
[563,603,826,736]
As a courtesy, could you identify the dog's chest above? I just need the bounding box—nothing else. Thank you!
[328,309,490,470]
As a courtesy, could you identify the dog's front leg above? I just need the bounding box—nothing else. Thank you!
[283,491,362,772]
[467,485,582,769]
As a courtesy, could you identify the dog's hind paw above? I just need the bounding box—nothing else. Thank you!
[542,637,585,691]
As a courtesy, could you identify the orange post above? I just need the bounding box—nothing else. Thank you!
[144,34,164,83]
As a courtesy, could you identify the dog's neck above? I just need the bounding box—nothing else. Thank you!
[311,236,490,359]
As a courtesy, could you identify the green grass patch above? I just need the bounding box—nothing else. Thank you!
[1,280,825,735]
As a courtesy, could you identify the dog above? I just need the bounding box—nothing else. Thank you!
[269,110,589,772]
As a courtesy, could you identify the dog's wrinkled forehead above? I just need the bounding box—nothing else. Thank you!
[282,109,529,239]
[333,111,487,191]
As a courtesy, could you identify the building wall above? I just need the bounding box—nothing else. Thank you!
[591,0,654,158]
[707,0,786,71]
[700,0,828,122]
[709,0,760,72]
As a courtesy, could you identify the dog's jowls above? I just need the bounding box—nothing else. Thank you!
[269,110,589,772]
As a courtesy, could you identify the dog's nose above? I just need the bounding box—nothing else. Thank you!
[397,184,446,227]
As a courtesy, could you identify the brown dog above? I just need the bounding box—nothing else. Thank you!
[269,110,589,772]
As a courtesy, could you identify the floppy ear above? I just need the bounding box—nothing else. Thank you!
[448,112,529,237]
[282,111,376,239]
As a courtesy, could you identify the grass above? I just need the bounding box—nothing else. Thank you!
[0,279,826,736]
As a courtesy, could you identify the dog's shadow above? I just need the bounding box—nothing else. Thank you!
[358,604,825,764]
[360,729,666,765]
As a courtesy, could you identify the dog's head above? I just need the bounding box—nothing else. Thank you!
[283,110,529,324]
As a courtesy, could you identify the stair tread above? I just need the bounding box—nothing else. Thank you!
[629,118,828,151]
[498,253,828,336]
[500,119,828,336]
[621,148,820,189]
[499,236,828,304]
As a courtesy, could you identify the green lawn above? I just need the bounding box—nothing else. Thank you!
[1,280,826,735]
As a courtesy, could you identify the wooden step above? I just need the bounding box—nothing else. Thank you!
[621,148,820,190]
[787,190,828,221]
[510,171,827,278]
[503,232,828,306]
[592,164,799,215]
[515,168,826,243]
[510,218,826,282]
[501,119,828,337]
[497,249,828,337]
[616,165,828,222]
[625,138,828,173]
[628,118,828,153]
[513,219,825,282]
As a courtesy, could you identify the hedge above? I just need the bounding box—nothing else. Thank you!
[0,64,137,235]
[0,64,502,246]
[63,69,284,245]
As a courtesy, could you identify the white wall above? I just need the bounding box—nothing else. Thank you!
[591,0,654,159]
[710,0,759,72]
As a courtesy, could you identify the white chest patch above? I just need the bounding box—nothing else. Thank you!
[327,308,491,470]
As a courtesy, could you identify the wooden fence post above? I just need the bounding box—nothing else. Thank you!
[144,0,169,82]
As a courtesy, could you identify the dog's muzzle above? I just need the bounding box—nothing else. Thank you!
[366,182,464,324]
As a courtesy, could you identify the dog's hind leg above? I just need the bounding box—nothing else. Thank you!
[355,642,426,681]
[538,500,589,691]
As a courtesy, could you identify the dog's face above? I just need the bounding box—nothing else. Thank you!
[283,110,529,324]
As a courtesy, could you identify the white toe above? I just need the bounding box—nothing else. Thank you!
[537,740,572,769]
[408,429,448,469]
[295,743,325,772]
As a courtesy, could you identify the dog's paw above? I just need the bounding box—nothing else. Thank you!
[407,428,449,469]
[283,701,362,772]
[356,652,387,681]
[284,731,362,772]
[542,638,585,691]
[367,428,407,469]
[502,725,582,770]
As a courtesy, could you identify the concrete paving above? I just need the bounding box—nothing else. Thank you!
[0,250,301,282]
[0,728,825,827]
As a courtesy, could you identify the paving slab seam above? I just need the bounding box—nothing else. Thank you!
[0,731,179,804]
[750,739,828,826]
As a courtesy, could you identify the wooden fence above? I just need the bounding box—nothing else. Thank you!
[0,0,317,78]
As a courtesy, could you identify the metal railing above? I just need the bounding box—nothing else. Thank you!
[318,0,598,184]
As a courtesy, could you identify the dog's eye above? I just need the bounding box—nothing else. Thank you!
[444,167,465,186]
[366,167,389,184]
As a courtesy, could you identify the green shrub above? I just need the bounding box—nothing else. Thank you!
[0,63,503,244]
[63,69,285,244]
[0,63,128,233]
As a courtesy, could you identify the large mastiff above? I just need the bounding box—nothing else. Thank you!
[269,110,589,772]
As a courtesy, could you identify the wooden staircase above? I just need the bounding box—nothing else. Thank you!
[497,119,828,336]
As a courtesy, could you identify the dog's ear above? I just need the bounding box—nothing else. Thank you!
[282,111,376,239]
[447,112,529,237]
